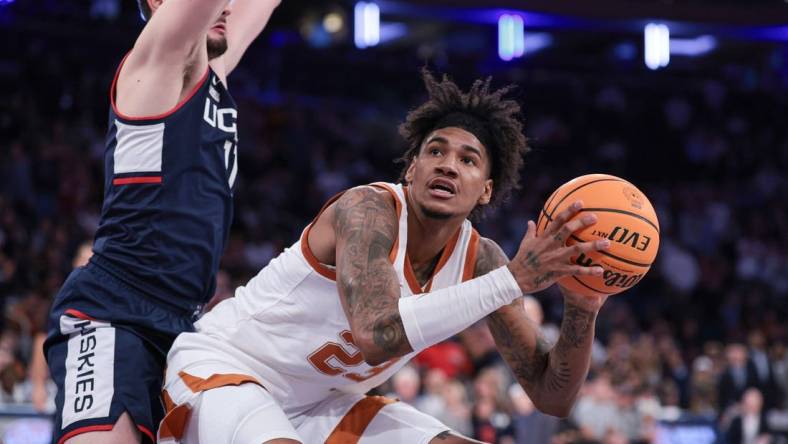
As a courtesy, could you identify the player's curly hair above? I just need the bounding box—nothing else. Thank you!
[398,69,529,219]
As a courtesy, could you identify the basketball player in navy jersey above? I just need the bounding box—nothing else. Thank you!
[43,0,281,442]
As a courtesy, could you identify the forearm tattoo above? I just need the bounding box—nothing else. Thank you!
[487,308,551,383]
[476,239,552,385]
[334,187,411,358]
[560,303,595,348]
[373,312,408,353]
[476,237,597,400]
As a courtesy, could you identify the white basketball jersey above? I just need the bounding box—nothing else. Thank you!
[189,182,480,416]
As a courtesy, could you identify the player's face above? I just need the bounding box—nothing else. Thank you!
[207,6,231,60]
[405,127,493,220]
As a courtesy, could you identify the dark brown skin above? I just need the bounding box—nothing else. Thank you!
[307,126,611,418]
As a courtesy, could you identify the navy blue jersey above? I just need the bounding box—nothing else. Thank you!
[92,57,238,314]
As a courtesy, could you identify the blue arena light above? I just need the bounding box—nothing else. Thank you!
[498,14,525,61]
[354,2,380,49]
[498,15,515,61]
[644,23,670,70]
[523,32,552,55]
[670,35,717,56]
[380,23,408,44]
[512,15,525,58]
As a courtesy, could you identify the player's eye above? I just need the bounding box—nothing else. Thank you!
[462,157,475,166]
[429,148,441,156]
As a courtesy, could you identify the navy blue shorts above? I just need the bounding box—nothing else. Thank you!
[44,262,195,444]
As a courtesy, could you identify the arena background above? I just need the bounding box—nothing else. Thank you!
[1,0,787,442]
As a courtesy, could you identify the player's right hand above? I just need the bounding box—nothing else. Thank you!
[506,200,609,294]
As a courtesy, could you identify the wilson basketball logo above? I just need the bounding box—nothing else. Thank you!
[574,253,645,289]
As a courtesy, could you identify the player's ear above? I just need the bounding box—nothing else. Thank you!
[404,158,417,184]
[478,179,493,205]
[148,0,163,13]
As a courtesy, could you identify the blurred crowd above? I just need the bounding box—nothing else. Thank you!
[1,9,788,443]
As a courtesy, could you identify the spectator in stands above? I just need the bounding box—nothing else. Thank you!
[508,383,558,444]
[719,343,758,414]
[748,329,781,410]
[726,388,771,444]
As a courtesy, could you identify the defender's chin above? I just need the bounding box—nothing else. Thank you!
[207,36,228,60]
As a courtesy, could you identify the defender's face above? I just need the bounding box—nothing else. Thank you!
[405,127,493,220]
[148,0,231,60]
[207,7,231,59]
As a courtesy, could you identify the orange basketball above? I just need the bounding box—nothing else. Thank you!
[536,174,660,297]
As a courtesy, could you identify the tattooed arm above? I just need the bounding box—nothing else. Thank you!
[333,186,413,366]
[332,189,608,371]
[479,237,602,418]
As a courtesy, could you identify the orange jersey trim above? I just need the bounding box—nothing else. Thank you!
[159,372,265,440]
[162,389,176,413]
[403,227,461,294]
[301,191,345,281]
[325,396,397,444]
[158,403,192,440]
[401,186,462,294]
[369,182,403,263]
[300,184,402,282]
[423,227,462,293]
[178,371,262,393]
[403,256,422,295]
[462,229,481,282]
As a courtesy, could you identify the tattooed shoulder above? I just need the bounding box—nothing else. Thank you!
[332,186,398,239]
[474,237,509,278]
[333,186,399,311]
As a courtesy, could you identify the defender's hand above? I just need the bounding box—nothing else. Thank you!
[507,201,609,294]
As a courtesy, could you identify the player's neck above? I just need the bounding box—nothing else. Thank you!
[405,201,464,266]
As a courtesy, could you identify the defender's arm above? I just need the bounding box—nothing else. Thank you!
[116,0,230,117]
[479,238,599,418]
[221,0,281,75]
[134,0,229,61]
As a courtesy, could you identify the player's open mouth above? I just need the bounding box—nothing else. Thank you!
[428,178,456,199]
[212,23,226,33]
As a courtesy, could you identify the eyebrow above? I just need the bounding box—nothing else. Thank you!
[426,136,484,158]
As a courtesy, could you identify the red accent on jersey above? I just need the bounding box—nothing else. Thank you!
[64,308,96,321]
[58,425,115,444]
[113,176,163,186]
[110,52,210,122]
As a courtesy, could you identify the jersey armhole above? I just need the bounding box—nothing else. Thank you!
[109,51,210,122]
[300,184,403,281]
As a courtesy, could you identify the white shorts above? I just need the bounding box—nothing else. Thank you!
[158,362,450,444]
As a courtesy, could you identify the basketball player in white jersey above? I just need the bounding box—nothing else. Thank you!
[159,71,613,444]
